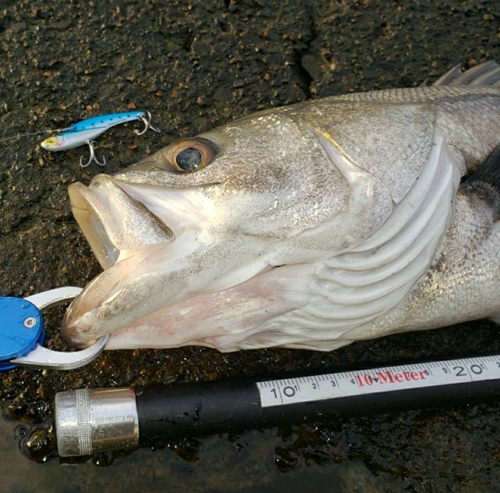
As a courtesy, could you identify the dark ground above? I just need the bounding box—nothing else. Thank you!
[1,1,500,492]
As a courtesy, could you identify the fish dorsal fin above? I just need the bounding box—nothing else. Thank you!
[432,60,500,87]
[307,127,460,332]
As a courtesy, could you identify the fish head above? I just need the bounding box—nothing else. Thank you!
[62,106,394,350]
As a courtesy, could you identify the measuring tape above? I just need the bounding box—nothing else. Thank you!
[257,355,498,407]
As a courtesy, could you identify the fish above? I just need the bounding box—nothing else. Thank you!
[61,61,500,352]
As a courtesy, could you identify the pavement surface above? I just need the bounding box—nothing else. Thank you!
[1,1,500,492]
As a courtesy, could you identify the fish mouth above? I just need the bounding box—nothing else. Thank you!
[68,175,175,270]
[69,171,227,272]
[63,174,235,347]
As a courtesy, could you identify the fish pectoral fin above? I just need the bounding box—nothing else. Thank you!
[463,144,500,220]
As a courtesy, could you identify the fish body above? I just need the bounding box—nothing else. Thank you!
[62,64,500,352]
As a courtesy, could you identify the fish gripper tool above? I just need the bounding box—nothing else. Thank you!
[0,287,109,371]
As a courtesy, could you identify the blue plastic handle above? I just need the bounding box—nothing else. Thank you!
[0,297,45,371]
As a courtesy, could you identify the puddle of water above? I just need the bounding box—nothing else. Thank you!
[0,414,403,493]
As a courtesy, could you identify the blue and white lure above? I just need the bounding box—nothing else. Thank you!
[40,111,160,167]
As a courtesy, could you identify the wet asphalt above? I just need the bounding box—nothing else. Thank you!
[1,1,500,492]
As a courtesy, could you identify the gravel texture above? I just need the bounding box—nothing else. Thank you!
[1,1,500,492]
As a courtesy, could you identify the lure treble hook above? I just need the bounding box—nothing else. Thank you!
[79,140,107,168]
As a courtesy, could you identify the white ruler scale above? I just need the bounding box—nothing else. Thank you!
[257,355,500,408]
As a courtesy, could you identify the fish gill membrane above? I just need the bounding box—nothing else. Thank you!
[62,62,500,352]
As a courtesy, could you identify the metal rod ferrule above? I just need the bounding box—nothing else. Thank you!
[55,387,138,457]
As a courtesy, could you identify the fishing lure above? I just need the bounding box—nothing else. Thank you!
[40,111,160,167]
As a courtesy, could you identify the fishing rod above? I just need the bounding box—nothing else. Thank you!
[54,354,500,457]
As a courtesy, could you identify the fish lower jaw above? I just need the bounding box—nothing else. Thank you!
[63,262,313,351]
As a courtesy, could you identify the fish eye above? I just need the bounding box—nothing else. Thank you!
[165,138,218,172]
[176,147,203,171]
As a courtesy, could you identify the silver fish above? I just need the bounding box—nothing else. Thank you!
[62,62,500,352]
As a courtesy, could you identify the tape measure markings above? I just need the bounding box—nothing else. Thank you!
[257,356,500,407]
